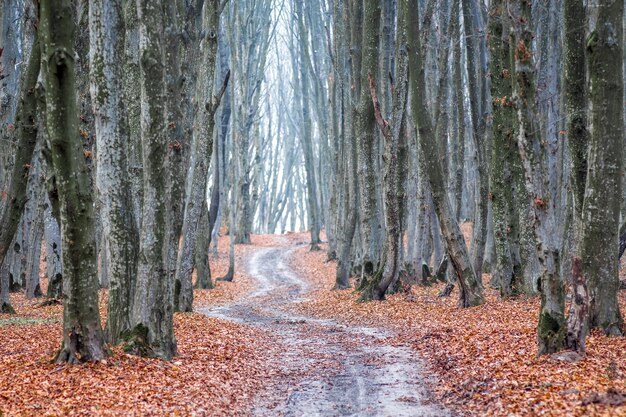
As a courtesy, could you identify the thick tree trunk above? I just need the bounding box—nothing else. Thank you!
[362,6,409,300]
[40,0,107,363]
[128,0,176,360]
[355,0,383,277]
[512,0,565,355]
[583,0,624,336]
[405,0,484,308]
[488,0,521,298]
[89,0,139,345]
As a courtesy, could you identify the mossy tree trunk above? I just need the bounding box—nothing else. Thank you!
[39,0,107,363]
[404,0,484,308]
[511,0,565,355]
[488,0,522,298]
[564,0,591,351]
[128,0,176,360]
[355,0,383,278]
[89,0,139,345]
[582,0,624,336]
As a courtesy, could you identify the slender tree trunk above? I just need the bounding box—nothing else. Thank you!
[564,0,591,351]
[175,0,225,312]
[295,1,322,250]
[0,29,41,313]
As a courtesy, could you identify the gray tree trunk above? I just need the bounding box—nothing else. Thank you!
[405,0,484,308]
[89,0,139,344]
[175,0,225,312]
[40,0,107,363]
[128,0,176,360]
[583,0,624,336]
[512,0,565,355]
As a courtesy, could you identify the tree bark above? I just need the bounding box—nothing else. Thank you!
[512,0,565,355]
[175,0,225,312]
[89,0,138,345]
[583,0,624,336]
[564,0,591,351]
[128,0,176,360]
[40,0,107,363]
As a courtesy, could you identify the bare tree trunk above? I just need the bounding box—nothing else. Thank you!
[405,0,484,308]
[175,0,226,312]
[355,0,383,278]
[40,0,107,363]
[583,0,624,336]
[89,0,138,345]
[489,0,521,298]
[362,3,409,300]
[512,0,565,355]
[128,0,176,360]
[564,0,591,351]
[295,1,322,250]
[0,28,41,313]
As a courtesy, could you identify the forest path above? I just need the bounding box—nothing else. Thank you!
[201,241,449,417]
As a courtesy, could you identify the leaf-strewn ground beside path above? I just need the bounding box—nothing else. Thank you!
[0,234,283,417]
[287,238,626,417]
[0,231,624,416]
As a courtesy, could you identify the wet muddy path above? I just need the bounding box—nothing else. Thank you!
[201,243,450,417]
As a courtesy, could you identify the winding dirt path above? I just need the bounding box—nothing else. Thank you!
[201,242,450,416]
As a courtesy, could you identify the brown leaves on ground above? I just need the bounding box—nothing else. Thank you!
[0,233,282,417]
[288,236,626,417]
[0,295,275,416]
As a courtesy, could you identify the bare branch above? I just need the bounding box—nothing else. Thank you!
[367,71,391,140]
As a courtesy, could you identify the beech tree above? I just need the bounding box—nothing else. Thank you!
[89,0,138,344]
[128,0,176,360]
[40,0,107,363]
[582,0,624,336]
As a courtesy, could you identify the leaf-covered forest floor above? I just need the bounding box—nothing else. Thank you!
[286,230,626,417]
[0,230,624,416]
